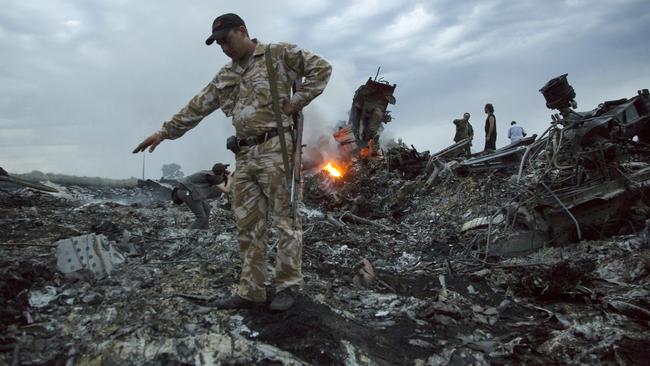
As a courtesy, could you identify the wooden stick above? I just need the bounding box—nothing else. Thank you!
[377,278,398,293]
[339,212,392,231]
[326,213,346,228]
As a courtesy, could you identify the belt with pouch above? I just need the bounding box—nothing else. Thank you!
[238,127,292,147]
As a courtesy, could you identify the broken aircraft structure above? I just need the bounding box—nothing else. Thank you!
[346,75,397,157]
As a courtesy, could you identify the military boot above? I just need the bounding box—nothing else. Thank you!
[269,287,298,311]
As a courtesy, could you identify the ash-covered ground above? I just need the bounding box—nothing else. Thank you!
[1,161,650,365]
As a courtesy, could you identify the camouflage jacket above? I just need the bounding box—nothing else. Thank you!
[453,118,473,142]
[159,40,332,139]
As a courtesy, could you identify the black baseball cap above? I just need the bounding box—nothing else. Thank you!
[205,13,245,45]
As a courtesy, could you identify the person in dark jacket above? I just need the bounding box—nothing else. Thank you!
[172,163,233,229]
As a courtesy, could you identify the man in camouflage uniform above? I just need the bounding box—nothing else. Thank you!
[452,112,473,156]
[133,13,331,311]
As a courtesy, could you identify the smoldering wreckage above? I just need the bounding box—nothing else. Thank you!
[2,75,650,365]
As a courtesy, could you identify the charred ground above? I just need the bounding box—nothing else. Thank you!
[1,159,649,365]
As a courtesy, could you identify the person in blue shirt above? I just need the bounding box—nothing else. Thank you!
[508,121,526,144]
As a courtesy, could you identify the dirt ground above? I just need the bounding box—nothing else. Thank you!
[1,168,649,365]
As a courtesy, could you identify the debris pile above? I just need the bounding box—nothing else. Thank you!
[1,76,650,364]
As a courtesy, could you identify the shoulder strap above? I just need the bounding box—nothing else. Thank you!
[265,44,292,183]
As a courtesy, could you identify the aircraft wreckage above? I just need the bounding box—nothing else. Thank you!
[310,74,650,255]
[334,74,397,159]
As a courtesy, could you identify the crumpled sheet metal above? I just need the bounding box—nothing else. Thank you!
[55,233,125,278]
[0,173,58,192]
[430,138,472,160]
[28,285,58,308]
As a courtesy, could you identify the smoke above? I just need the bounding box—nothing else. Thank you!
[301,107,345,171]
[378,126,398,149]
[299,57,360,170]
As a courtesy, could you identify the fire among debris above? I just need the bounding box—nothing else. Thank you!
[322,161,343,178]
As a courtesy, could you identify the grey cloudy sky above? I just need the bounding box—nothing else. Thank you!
[1,0,649,178]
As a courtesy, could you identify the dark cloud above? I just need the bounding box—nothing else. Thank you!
[1,0,649,177]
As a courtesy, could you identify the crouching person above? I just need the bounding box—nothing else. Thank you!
[172,163,233,230]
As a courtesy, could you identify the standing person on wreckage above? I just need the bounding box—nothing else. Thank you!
[133,13,332,311]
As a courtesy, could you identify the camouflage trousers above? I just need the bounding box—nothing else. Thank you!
[232,135,302,302]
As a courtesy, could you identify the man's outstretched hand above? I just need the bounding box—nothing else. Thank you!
[133,132,163,153]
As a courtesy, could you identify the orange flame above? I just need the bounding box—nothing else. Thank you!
[323,162,343,178]
[359,147,371,159]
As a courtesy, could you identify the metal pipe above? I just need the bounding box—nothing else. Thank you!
[516,125,554,184]
[516,144,533,184]
[552,127,574,170]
